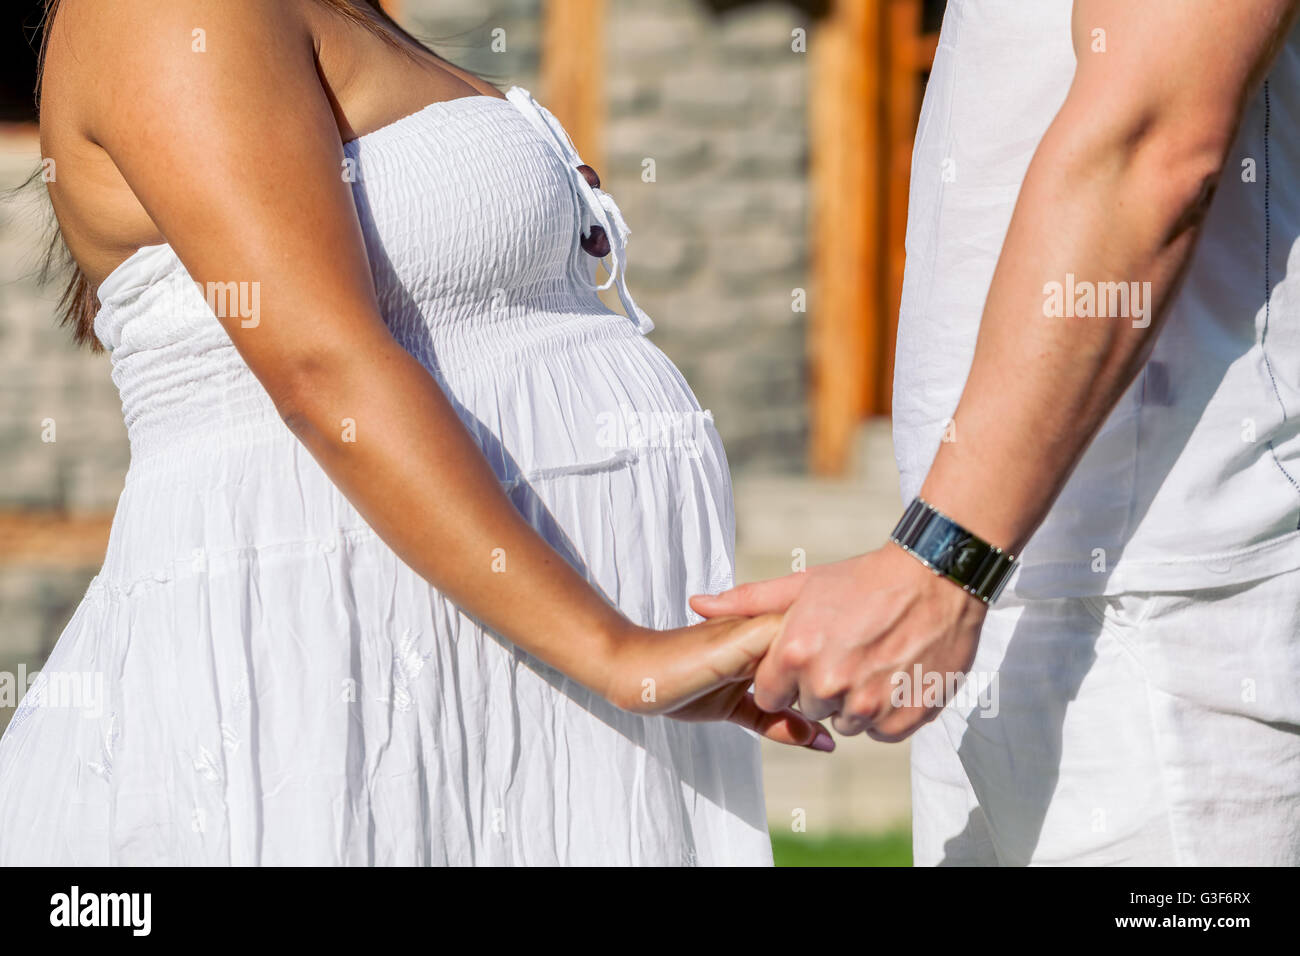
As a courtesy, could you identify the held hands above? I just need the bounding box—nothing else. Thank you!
[595,542,984,747]
[599,614,836,753]
[690,544,987,741]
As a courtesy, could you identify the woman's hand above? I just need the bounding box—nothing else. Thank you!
[600,615,836,752]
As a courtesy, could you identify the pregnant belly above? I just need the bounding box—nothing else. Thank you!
[99,312,729,594]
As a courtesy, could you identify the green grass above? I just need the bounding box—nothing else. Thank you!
[772,829,913,867]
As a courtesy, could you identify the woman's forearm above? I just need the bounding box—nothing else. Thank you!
[274,334,628,695]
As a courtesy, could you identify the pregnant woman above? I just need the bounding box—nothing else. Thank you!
[0,0,831,865]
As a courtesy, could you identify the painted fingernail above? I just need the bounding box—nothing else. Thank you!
[810,729,836,753]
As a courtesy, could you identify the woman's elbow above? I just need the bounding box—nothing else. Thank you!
[260,349,349,435]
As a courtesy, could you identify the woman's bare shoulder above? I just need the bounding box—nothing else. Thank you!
[40,0,327,282]
[44,0,317,147]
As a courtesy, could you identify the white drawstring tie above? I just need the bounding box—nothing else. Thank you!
[505,87,654,333]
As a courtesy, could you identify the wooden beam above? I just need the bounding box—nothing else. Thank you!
[913,31,939,68]
[541,0,606,173]
[0,512,113,567]
[809,0,882,474]
[880,0,926,415]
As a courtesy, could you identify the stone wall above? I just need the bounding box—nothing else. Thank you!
[599,0,809,468]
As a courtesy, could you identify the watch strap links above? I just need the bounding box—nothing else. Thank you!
[889,497,1017,604]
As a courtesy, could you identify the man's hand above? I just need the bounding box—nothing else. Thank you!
[690,545,986,740]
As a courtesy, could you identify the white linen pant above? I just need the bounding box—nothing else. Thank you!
[911,566,1300,865]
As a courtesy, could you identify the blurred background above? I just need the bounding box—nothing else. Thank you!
[0,0,947,865]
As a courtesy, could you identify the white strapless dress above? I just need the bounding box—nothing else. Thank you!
[0,88,771,865]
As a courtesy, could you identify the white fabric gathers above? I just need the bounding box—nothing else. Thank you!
[0,89,771,865]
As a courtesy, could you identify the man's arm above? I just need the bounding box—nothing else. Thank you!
[922,0,1299,554]
[693,0,1300,739]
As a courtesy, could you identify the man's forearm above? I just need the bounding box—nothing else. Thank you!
[918,106,1219,552]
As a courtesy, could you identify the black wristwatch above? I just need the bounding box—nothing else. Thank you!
[889,497,1017,604]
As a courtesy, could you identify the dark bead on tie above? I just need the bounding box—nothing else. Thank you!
[581,224,611,258]
[576,164,601,189]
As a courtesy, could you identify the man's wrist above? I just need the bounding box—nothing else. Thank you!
[889,497,1019,604]
[916,420,1059,555]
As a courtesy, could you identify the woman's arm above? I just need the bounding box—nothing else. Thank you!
[59,0,826,745]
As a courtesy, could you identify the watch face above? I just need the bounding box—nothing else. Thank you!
[919,521,981,579]
[951,537,983,578]
[895,500,1010,601]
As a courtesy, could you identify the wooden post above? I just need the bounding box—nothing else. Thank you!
[541,0,606,173]
[809,0,882,475]
[880,0,924,415]
[0,514,113,568]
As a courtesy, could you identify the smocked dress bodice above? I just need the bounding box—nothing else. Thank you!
[93,89,652,465]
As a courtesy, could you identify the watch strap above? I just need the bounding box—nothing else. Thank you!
[889,497,1017,604]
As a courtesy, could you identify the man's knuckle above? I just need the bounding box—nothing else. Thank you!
[807,669,845,703]
[844,690,879,721]
[779,638,813,670]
